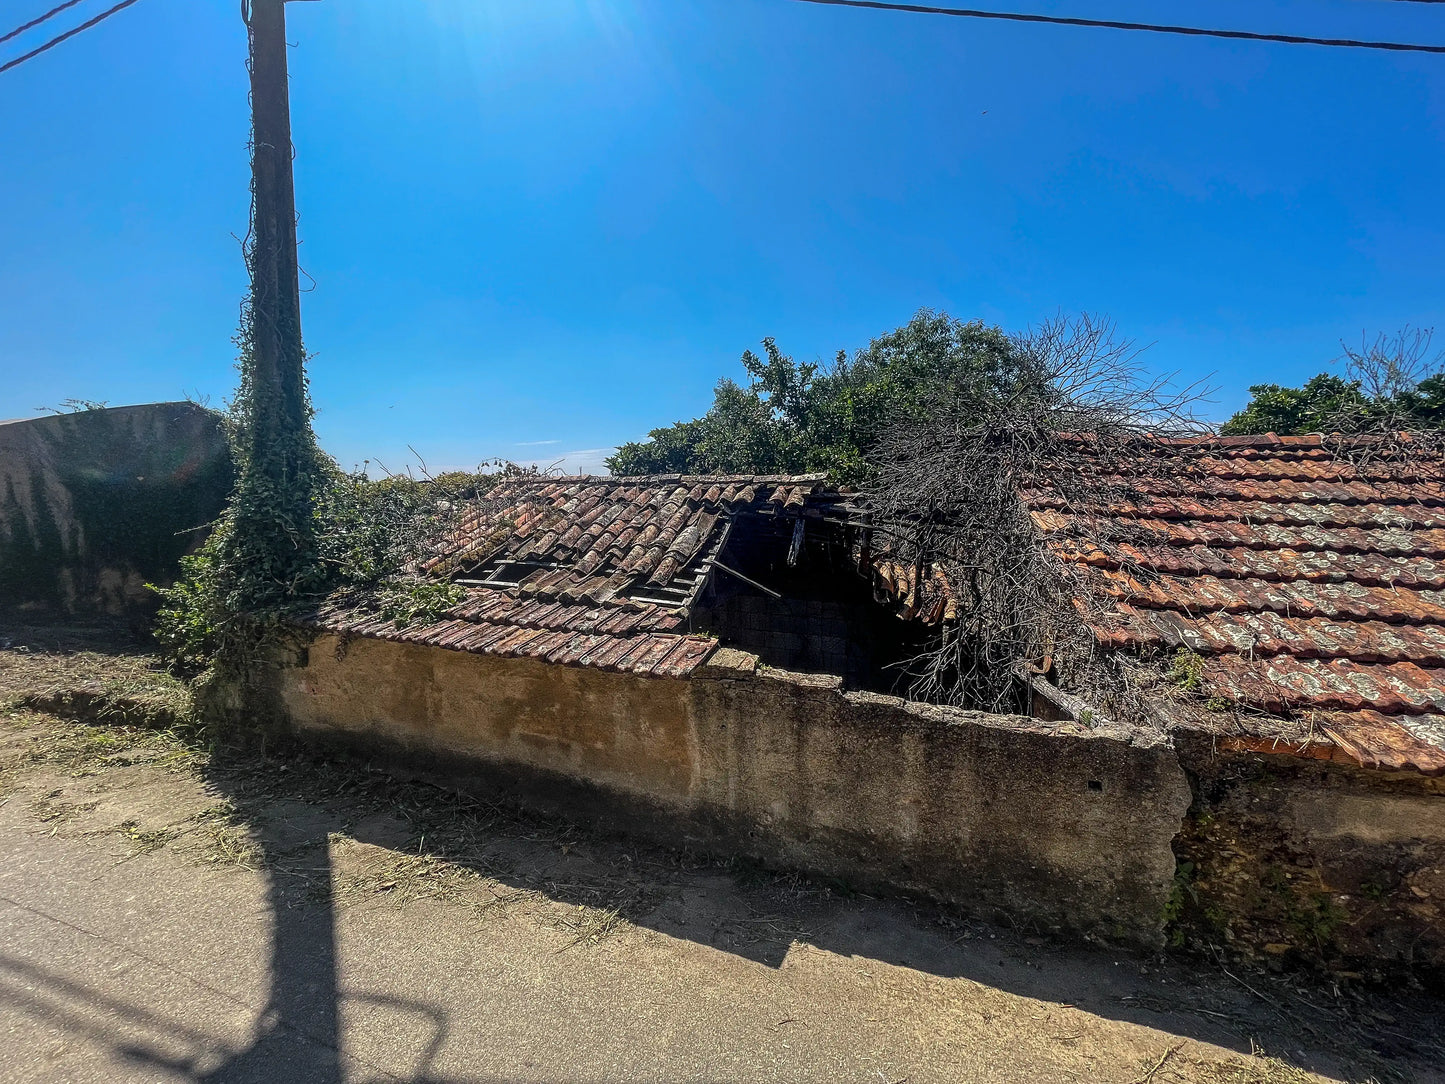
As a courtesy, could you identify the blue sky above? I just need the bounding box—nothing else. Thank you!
[2,0,1443,474]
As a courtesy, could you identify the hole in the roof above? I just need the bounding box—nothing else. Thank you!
[1088,780,1103,792]
[454,559,556,588]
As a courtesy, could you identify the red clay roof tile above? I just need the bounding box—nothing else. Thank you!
[322,474,843,680]
[1037,436,1445,775]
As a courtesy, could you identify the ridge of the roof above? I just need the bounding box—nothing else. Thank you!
[491,472,833,486]
[1052,430,1439,451]
[1157,431,1435,450]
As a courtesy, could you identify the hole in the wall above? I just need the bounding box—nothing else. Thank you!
[1088,780,1103,792]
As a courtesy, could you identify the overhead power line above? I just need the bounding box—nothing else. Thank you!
[789,0,1445,54]
[0,0,142,76]
[0,0,88,46]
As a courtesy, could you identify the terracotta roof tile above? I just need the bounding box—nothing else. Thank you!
[1074,542,1445,589]
[1318,712,1445,775]
[1116,610,1445,667]
[319,474,844,680]
[1203,656,1445,715]
[1036,436,1445,775]
[1034,499,1445,531]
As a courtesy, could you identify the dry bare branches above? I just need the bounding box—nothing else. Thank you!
[866,313,1214,714]
[1325,327,1445,491]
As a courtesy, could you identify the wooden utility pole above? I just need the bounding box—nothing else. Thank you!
[233,0,321,592]
[245,0,307,468]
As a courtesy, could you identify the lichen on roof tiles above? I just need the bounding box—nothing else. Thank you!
[314,473,844,679]
[1039,435,1445,775]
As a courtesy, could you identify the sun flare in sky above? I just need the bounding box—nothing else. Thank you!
[1,0,1441,474]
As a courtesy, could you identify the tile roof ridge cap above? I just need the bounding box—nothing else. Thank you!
[1134,432,1331,449]
[604,472,830,484]
[1033,431,1399,450]
[528,473,618,482]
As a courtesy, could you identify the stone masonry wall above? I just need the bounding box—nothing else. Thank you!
[271,634,1194,948]
[1172,736,1445,989]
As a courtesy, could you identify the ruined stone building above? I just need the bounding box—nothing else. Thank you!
[258,435,1442,982]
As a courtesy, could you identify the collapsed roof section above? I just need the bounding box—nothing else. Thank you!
[314,474,851,678]
[867,432,1445,774]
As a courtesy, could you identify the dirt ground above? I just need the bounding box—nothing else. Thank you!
[0,621,1441,1084]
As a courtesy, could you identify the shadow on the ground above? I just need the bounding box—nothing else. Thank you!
[0,616,156,656]
[3,628,1441,1084]
[157,731,1439,1084]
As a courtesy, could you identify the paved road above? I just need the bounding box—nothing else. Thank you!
[0,684,1428,1083]
[0,818,1176,1084]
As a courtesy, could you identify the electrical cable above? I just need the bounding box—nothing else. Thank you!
[0,0,143,76]
[0,0,87,46]
[788,0,1445,54]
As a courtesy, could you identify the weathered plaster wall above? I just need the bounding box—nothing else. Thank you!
[274,634,1193,947]
[1173,738,1445,987]
[0,403,231,614]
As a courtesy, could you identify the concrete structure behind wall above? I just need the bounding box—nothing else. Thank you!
[0,403,232,615]
[268,634,1195,948]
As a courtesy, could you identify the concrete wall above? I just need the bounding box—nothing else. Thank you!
[0,403,231,614]
[698,592,868,680]
[271,634,1193,947]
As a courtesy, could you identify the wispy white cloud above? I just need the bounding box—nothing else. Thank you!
[514,439,561,447]
[521,447,615,476]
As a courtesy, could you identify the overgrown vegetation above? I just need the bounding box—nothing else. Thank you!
[606,310,1018,485]
[152,452,522,672]
[151,218,525,672]
[864,314,1211,711]
[1221,327,1445,436]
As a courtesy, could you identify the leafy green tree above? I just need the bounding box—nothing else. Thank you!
[1221,328,1444,435]
[1218,374,1372,436]
[1396,372,1445,427]
[606,339,820,476]
[606,310,1016,483]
